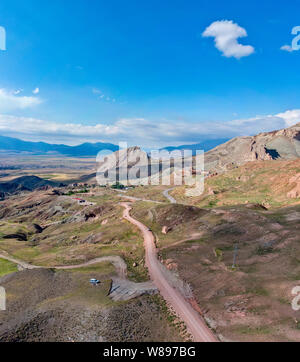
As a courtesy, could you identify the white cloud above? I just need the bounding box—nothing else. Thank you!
[0,109,299,147]
[202,20,255,59]
[280,45,295,52]
[92,88,117,102]
[275,109,300,126]
[92,88,102,95]
[32,87,40,94]
[0,89,42,112]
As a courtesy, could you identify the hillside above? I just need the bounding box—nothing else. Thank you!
[0,189,181,342]
[96,146,150,184]
[172,158,300,209]
[131,201,300,342]
[204,122,300,173]
[82,123,300,185]
[0,175,59,196]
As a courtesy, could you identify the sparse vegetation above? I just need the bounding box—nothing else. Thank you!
[214,248,223,262]
[111,182,125,190]
[0,258,18,277]
[1,152,300,342]
[235,325,272,336]
[255,245,274,255]
[172,158,300,209]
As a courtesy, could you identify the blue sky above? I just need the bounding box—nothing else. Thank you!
[0,0,300,147]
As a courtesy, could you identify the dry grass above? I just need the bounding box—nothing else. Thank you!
[142,202,300,342]
[171,159,300,209]
[0,258,18,277]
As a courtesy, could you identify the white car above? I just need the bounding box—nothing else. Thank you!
[90,278,100,285]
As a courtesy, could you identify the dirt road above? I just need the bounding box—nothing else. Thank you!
[0,253,127,278]
[121,202,217,342]
[163,188,177,204]
[54,256,127,278]
[118,194,163,204]
[0,253,40,270]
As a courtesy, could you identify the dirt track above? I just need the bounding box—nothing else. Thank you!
[121,202,217,342]
[0,253,127,278]
[163,188,177,204]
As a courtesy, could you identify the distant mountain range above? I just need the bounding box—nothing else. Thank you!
[0,135,119,157]
[1,123,300,193]
[161,139,230,155]
[0,135,229,157]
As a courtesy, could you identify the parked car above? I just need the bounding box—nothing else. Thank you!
[89,278,100,285]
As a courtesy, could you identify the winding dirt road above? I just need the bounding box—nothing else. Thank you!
[0,253,127,278]
[163,188,177,204]
[121,202,217,342]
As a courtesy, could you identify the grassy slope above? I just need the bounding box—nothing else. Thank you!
[124,185,170,202]
[0,258,18,277]
[172,159,300,209]
[0,190,149,282]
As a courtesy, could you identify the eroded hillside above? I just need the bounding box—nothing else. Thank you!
[204,122,300,173]
[172,158,300,209]
[0,188,183,342]
[131,201,300,342]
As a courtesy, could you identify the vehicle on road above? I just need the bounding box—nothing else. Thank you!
[89,278,100,286]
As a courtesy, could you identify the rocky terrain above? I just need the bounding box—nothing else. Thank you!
[0,269,176,342]
[131,201,300,342]
[204,122,300,173]
[85,123,300,185]
[0,123,300,342]
[172,158,300,209]
[0,187,182,342]
[96,146,150,185]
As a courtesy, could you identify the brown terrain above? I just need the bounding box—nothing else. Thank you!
[0,123,300,342]
[130,194,300,341]
[0,269,176,342]
[172,158,300,209]
[122,202,217,342]
[0,188,182,342]
[204,122,300,173]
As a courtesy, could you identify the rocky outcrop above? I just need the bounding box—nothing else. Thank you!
[91,123,300,183]
[207,187,216,195]
[162,226,172,234]
[204,123,300,173]
[96,147,150,184]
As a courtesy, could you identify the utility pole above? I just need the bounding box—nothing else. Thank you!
[232,243,238,269]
